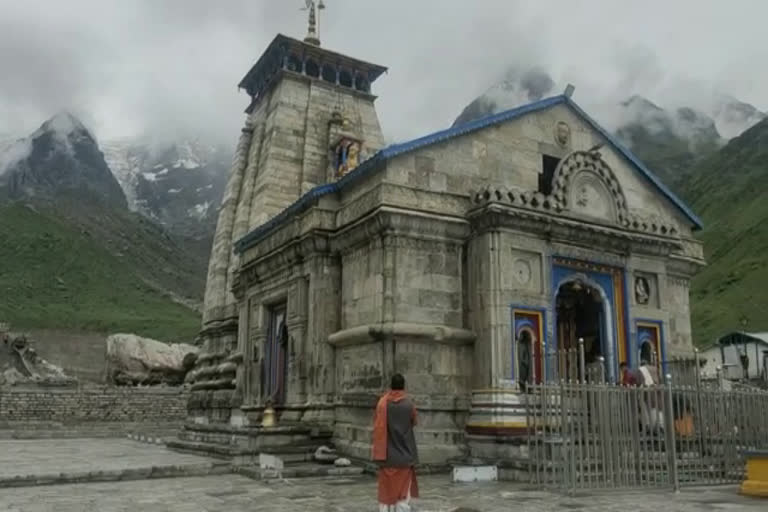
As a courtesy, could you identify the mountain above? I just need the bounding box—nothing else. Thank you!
[101,139,230,240]
[452,69,764,193]
[0,201,202,342]
[0,113,206,342]
[453,67,555,127]
[680,118,768,344]
[710,94,766,139]
[0,113,127,207]
[613,96,723,190]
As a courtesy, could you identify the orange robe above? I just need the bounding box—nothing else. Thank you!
[372,391,419,506]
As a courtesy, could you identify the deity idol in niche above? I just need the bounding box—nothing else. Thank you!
[335,138,361,178]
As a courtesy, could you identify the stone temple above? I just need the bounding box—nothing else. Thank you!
[183,18,705,464]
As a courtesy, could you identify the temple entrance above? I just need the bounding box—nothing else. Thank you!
[556,280,608,381]
[262,304,288,405]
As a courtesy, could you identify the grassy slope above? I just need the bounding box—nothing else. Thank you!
[617,124,720,193]
[679,119,768,344]
[0,201,202,342]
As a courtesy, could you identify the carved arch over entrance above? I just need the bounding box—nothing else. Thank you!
[551,151,629,225]
[554,273,615,382]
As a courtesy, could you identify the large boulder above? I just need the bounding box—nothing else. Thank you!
[105,333,198,386]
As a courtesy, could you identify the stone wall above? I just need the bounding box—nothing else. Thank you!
[0,386,188,426]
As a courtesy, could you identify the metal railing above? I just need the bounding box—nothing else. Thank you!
[525,377,768,491]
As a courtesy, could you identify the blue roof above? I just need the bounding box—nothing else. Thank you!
[235,94,702,253]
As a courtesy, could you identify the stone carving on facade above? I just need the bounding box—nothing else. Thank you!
[512,258,532,285]
[468,153,685,247]
[634,276,651,305]
[468,189,685,257]
[551,151,628,224]
[571,174,614,220]
[554,121,571,148]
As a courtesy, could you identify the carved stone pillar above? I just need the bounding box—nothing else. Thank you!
[303,253,340,423]
[248,298,266,410]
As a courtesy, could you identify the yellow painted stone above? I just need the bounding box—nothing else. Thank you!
[740,455,768,498]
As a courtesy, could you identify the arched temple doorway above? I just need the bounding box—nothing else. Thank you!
[555,278,612,381]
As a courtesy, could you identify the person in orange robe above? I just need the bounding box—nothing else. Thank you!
[372,373,419,512]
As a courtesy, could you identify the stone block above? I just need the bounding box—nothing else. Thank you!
[452,465,498,483]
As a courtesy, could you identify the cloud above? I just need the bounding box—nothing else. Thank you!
[0,0,766,145]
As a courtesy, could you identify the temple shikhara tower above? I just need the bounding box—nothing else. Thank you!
[181,2,705,465]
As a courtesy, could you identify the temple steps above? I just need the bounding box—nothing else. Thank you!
[166,422,343,468]
[165,439,253,460]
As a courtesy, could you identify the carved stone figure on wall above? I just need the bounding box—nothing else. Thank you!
[635,276,650,305]
[576,185,589,208]
[517,330,532,391]
[555,121,571,147]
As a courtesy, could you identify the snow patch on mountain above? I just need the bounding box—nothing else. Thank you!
[188,201,211,220]
[0,112,127,207]
[173,159,200,169]
[615,95,723,150]
[708,94,766,139]
[100,137,231,238]
[0,138,32,176]
[1,112,96,177]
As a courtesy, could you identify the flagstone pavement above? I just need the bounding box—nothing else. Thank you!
[0,473,764,512]
[0,438,763,511]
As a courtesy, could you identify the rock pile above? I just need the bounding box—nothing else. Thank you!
[0,330,77,387]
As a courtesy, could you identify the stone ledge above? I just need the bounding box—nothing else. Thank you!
[234,463,364,480]
[0,462,233,489]
[181,422,313,437]
[0,422,184,440]
[328,322,476,347]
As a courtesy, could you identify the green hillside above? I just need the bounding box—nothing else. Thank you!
[678,118,768,344]
[0,201,203,342]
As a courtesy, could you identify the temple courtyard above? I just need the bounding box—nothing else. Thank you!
[0,439,763,511]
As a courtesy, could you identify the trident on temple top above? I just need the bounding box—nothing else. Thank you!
[302,0,326,46]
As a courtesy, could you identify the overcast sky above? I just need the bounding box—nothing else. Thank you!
[1,0,766,145]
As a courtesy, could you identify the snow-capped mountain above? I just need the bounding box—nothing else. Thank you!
[453,67,555,127]
[453,67,764,142]
[451,67,766,190]
[709,94,766,139]
[615,95,723,151]
[101,139,231,239]
[0,112,127,207]
[611,96,723,187]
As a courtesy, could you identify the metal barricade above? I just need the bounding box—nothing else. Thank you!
[526,376,768,491]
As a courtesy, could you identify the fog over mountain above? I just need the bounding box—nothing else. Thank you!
[1,1,766,147]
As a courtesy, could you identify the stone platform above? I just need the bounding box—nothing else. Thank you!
[0,438,230,488]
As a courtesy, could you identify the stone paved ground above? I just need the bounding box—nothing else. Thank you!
[0,474,764,511]
[0,439,762,511]
[0,438,213,479]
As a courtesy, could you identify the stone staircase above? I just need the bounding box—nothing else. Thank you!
[166,422,364,479]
